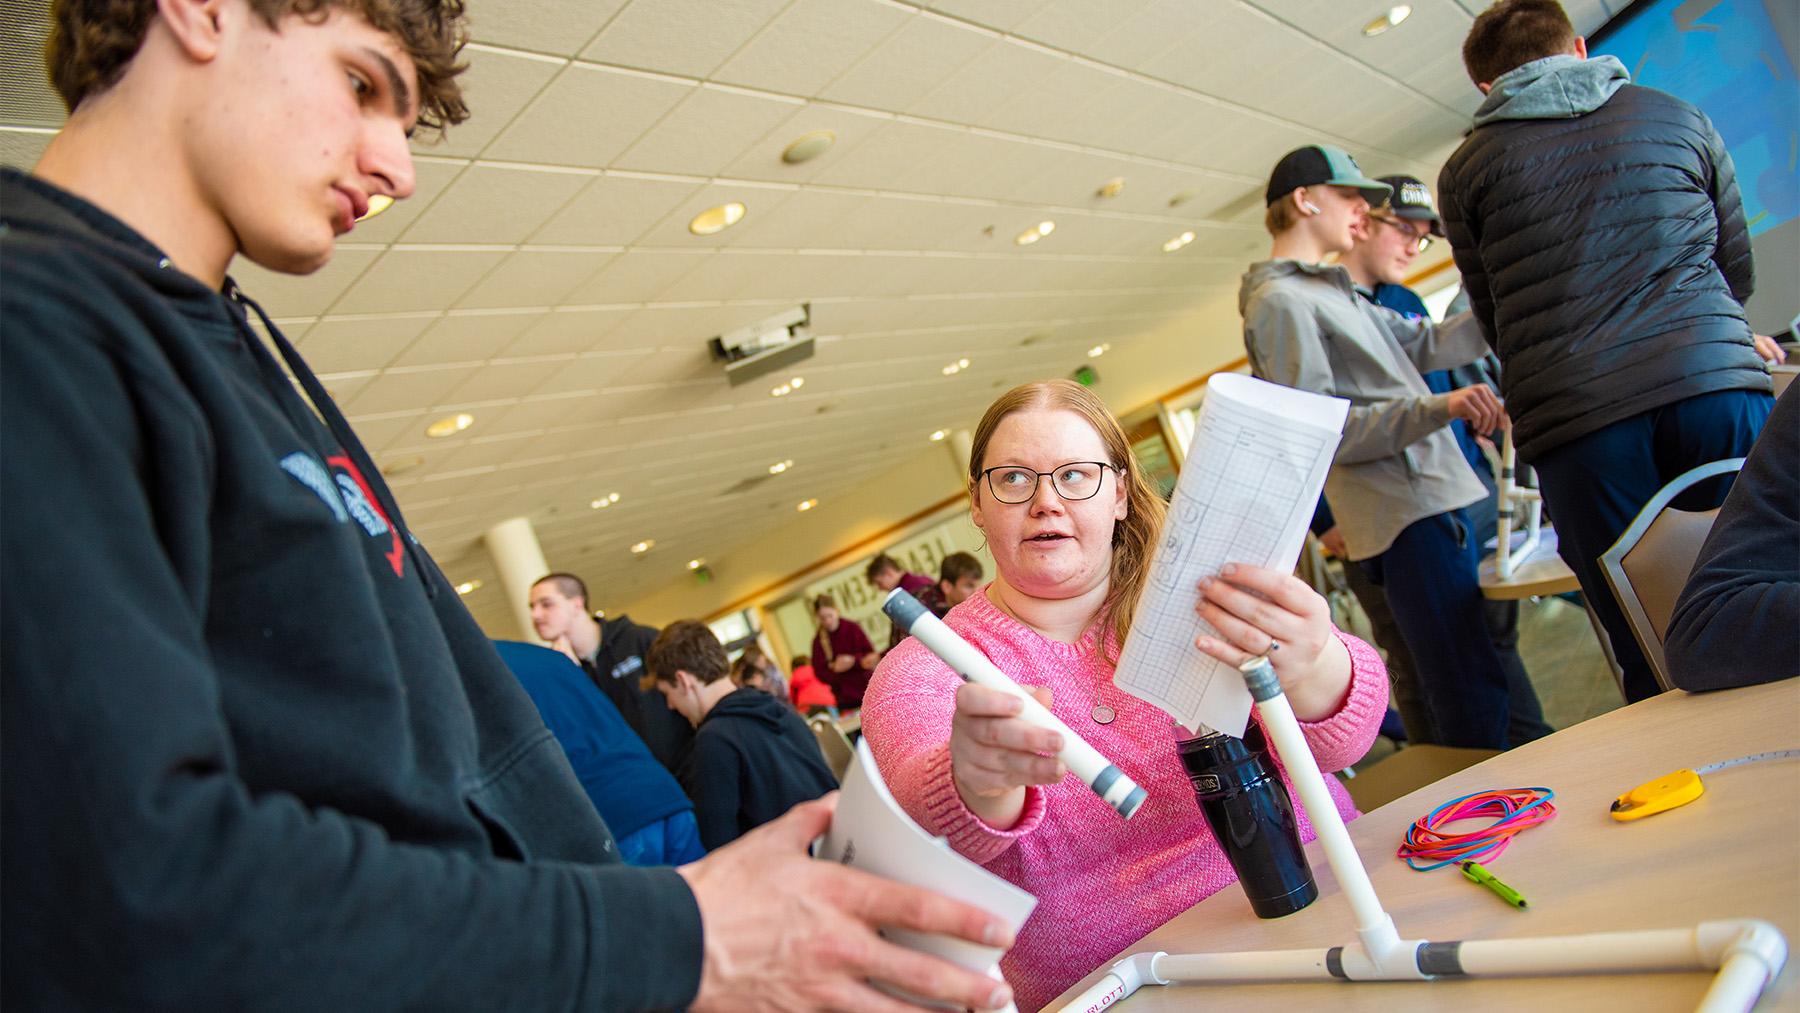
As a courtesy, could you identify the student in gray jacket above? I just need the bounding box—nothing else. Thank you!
[1239,145,1514,749]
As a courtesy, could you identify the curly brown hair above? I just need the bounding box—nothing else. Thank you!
[47,0,470,135]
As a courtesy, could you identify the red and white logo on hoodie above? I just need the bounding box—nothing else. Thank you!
[278,450,404,578]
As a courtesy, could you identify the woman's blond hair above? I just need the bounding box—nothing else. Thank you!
[967,380,1166,661]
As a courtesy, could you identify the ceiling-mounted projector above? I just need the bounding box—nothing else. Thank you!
[708,304,814,386]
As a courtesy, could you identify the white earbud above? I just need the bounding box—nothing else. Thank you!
[1302,201,1322,215]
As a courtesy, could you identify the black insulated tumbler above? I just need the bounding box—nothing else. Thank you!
[1178,724,1317,918]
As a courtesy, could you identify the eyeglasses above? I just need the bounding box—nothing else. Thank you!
[1370,214,1432,253]
[979,462,1114,504]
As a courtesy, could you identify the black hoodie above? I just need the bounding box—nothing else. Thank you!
[682,688,839,850]
[0,170,700,1009]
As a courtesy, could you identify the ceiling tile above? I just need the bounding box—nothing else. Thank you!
[906,38,1067,127]
[0,128,54,170]
[344,363,485,415]
[818,13,996,112]
[611,86,802,177]
[1012,0,1154,53]
[428,45,567,158]
[466,0,629,55]
[529,349,661,396]
[484,63,693,169]
[529,173,706,246]
[712,0,913,98]
[580,0,790,77]
[441,356,571,404]
[401,163,594,245]
[395,309,545,366]
[631,180,799,247]
[501,305,636,357]
[328,248,508,315]
[297,312,439,374]
[231,248,383,319]
[715,102,894,183]
[562,248,714,304]
[927,0,1045,34]
[338,159,468,246]
[455,249,620,310]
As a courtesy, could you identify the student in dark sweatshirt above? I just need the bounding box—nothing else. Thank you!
[648,622,839,851]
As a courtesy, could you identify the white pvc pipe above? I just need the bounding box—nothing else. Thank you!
[1249,674,1415,974]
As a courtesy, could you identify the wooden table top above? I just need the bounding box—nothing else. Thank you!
[1480,528,1581,601]
[1047,679,1800,1012]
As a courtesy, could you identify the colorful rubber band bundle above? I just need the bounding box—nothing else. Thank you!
[1397,787,1557,871]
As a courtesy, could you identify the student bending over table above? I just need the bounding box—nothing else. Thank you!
[862,379,1388,1011]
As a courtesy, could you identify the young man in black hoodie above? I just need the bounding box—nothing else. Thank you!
[0,2,1017,1011]
[649,622,839,851]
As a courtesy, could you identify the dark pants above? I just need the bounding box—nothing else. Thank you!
[1530,389,1773,703]
[1359,510,1512,749]
[1345,561,1550,748]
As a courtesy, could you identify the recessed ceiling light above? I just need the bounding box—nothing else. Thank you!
[590,492,621,509]
[424,413,474,438]
[768,459,794,474]
[929,429,948,442]
[789,376,804,389]
[796,499,818,512]
[781,129,836,164]
[771,383,792,397]
[454,579,482,596]
[1014,220,1056,246]
[688,202,746,236]
[630,539,656,554]
[1362,4,1411,35]
[355,194,395,223]
[1088,343,1112,358]
[1162,230,1196,253]
[1096,178,1125,199]
[958,357,970,369]
[687,558,705,570]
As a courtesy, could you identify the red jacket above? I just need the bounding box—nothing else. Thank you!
[787,663,837,710]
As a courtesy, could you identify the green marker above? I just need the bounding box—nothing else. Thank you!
[1462,861,1528,909]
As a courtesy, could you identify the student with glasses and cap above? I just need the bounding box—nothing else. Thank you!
[1239,145,1519,752]
[860,379,1389,1011]
[1319,173,1553,748]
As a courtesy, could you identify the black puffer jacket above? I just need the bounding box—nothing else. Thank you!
[1439,55,1766,462]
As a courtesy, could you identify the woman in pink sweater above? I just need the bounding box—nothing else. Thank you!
[863,380,1388,1012]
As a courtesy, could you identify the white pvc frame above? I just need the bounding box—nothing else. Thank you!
[1053,658,1788,1013]
[1494,426,1544,580]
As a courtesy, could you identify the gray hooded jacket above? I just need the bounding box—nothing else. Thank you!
[1440,56,1763,461]
[1239,259,1490,560]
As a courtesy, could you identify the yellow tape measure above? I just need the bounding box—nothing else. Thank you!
[1610,750,1800,822]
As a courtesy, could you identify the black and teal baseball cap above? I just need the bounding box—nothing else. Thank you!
[1264,145,1391,207]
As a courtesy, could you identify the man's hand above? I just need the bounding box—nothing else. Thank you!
[1446,384,1504,436]
[1316,526,1348,558]
[680,797,1016,1012]
[1753,333,1788,364]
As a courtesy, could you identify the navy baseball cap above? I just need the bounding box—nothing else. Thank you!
[1265,145,1391,207]
[1376,174,1445,237]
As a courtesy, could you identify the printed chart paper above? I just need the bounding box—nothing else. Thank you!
[815,739,1036,1008]
[1113,373,1347,735]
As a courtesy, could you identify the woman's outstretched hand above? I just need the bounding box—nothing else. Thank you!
[1192,563,1352,721]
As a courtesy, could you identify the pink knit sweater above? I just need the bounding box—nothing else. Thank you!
[862,590,1388,1012]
